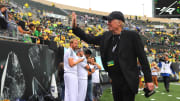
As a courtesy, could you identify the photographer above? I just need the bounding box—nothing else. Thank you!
[0,5,8,30]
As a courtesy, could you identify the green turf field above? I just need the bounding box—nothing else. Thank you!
[100,83,180,101]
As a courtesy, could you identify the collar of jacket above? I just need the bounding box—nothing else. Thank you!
[103,30,126,54]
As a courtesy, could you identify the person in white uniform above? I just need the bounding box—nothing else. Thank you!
[160,54,175,92]
[151,62,160,88]
[64,38,84,101]
[76,48,90,101]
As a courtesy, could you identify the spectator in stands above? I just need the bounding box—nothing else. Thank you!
[28,24,36,34]
[72,11,154,101]
[147,54,154,64]
[0,4,8,29]
[0,4,7,19]
[160,36,165,45]
[43,32,50,41]
[64,38,84,101]
[7,11,14,23]
[17,20,31,34]
[54,35,61,47]
[151,62,160,88]
[7,11,17,36]
[34,26,42,37]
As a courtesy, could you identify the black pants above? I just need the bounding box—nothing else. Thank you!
[109,70,135,101]
[163,76,170,91]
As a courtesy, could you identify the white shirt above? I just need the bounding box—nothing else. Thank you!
[64,48,78,74]
[151,67,158,76]
[77,56,88,80]
[160,61,172,74]
[92,65,100,83]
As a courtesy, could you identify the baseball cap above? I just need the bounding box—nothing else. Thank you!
[102,11,125,22]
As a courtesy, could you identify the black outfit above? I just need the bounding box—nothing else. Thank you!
[163,76,170,92]
[0,17,8,30]
[73,27,152,101]
[0,11,8,30]
[58,66,65,100]
[58,68,64,83]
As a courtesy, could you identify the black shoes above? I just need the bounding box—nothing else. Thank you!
[166,89,169,92]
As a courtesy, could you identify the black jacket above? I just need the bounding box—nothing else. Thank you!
[73,27,152,93]
[0,17,8,29]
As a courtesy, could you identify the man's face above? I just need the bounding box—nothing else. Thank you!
[107,19,120,32]
[8,13,13,18]
[71,40,78,50]
[165,56,169,61]
[87,57,91,63]
[30,26,35,30]
[1,7,7,13]
[80,51,84,57]
[91,58,95,63]
[37,27,42,32]
[85,54,90,58]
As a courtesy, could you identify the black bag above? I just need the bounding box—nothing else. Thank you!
[143,88,156,98]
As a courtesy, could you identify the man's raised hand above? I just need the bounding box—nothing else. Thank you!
[72,12,77,28]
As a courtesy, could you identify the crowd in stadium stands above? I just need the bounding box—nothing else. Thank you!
[1,0,180,72]
[0,0,180,100]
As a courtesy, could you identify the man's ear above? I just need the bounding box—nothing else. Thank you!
[119,22,122,27]
[119,20,124,28]
[118,20,122,25]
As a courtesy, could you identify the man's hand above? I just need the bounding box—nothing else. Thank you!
[85,65,90,70]
[91,68,95,73]
[145,82,154,91]
[92,62,96,65]
[72,12,77,28]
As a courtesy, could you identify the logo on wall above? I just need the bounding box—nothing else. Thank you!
[0,52,26,100]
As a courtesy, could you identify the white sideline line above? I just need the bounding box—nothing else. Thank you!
[176,97,180,100]
[141,94,144,96]
[171,83,180,86]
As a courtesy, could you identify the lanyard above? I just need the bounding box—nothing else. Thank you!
[112,35,121,53]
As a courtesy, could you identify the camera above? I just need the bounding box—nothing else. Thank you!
[143,88,155,98]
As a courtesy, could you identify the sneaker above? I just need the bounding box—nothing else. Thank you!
[138,88,143,91]
[155,86,158,89]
